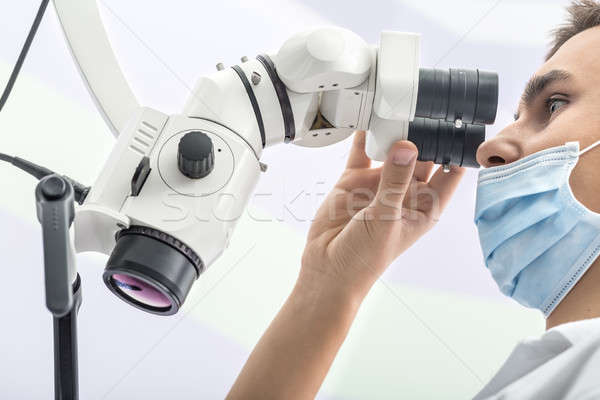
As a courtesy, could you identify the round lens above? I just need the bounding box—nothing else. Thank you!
[104,227,202,315]
[111,273,172,309]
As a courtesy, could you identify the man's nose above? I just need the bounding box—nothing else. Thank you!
[476,133,523,168]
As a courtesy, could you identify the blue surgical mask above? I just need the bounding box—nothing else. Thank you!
[475,141,600,317]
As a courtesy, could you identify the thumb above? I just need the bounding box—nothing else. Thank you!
[371,141,417,219]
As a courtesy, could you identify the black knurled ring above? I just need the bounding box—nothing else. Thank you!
[116,225,204,276]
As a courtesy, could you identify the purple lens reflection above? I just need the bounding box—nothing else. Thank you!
[111,273,171,309]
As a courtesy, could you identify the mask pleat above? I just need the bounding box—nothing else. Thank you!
[478,190,562,259]
[486,207,580,298]
[475,164,569,220]
[513,220,600,309]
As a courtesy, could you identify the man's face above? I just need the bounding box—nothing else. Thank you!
[476,26,600,212]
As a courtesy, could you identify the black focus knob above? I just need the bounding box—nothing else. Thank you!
[177,131,214,179]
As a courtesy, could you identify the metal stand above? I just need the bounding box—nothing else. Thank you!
[36,175,81,400]
[53,276,81,400]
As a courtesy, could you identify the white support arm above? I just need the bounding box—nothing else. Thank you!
[53,0,140,137]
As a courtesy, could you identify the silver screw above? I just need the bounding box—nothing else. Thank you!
[251,71,262,85]
[216,62,225,71]
[454,118,463,129]
[241,56,249,63]
[443,163,451,173]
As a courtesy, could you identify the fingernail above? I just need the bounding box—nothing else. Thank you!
[392,148,416,165]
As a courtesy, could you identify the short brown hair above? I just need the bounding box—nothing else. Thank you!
[546,0,600,60]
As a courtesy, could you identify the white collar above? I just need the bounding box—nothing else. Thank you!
[545,317,600,345]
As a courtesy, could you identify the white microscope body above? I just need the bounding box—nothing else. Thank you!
[64,21,421,262]
[53,0,496,314]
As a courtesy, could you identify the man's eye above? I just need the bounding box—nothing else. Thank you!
[546,98,568,115]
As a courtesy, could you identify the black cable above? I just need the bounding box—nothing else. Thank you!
[0,0,49,113]
[0,152,13,163]
[0,3,90,204]
[0,152,90,204]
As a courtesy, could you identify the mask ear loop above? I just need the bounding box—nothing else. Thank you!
[579,140,600,156]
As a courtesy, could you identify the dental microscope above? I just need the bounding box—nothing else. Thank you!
[53,1,498,316]
[1,0,498,398]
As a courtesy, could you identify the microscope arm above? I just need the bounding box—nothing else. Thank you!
[52,0,419,162]
[52,1,367,156]
[53,0,140,138]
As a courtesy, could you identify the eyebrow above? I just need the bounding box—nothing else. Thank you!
[515,70,572,119]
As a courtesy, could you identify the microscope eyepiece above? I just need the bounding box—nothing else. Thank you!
[415,68,498,125]
[407,117,485,168]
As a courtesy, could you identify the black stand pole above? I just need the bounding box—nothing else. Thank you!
[53,276,81,400]
[36,175,81,400]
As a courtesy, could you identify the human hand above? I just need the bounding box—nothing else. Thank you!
[228,131,465,399]
[299,131,465,300]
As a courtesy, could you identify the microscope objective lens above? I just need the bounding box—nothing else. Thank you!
[111,274,172,309]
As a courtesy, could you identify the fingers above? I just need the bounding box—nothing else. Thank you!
[345,131,371,169]
[413,161,434,182]
[427,164,466,214]
[371,141,417,219]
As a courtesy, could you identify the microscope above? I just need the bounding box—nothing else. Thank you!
[0,1,500,397]
[49,0,499,317]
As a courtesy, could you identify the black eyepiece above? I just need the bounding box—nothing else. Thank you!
[415,68,498,125]
[407,117,485,168]
[103,226,203,316]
